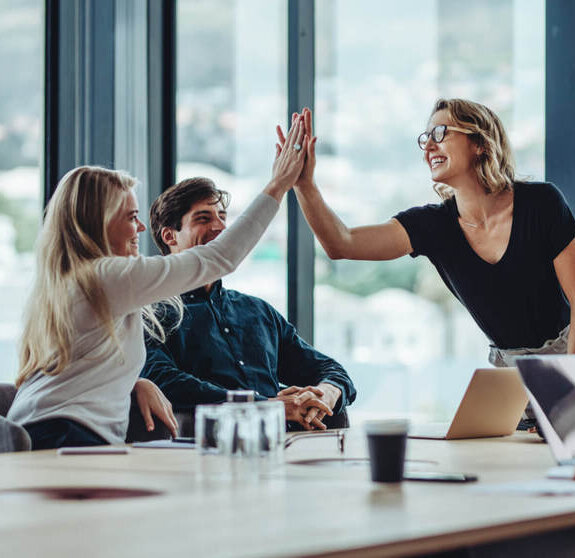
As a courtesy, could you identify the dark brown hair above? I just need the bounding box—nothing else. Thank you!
[150,177,230,255]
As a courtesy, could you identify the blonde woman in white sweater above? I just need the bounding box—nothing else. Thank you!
[8,117,308,449]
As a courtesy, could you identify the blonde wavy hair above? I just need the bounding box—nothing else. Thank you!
[430,98,516,200]
[16,166,178,387]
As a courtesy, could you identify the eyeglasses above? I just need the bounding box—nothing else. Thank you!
[417,125,473,150]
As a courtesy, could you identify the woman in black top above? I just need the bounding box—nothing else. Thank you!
[280,100,575,365]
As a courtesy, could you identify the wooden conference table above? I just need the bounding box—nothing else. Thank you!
[1,429,575,558]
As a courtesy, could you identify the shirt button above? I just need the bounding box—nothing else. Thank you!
[223,327,230,333]
[238,360,245,366]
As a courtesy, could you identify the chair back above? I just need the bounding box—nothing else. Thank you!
[0,416,31,452]
[125,393,172,442]
[0,383,32,452]
[323,408,350,429]
[0,383,17,417]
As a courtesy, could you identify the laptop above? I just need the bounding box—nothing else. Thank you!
[516,355,575,466]
[409,368,528,440]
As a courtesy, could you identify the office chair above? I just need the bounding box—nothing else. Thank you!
[0,383,31,452]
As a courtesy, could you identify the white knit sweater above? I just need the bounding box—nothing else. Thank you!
[8,193,279,444]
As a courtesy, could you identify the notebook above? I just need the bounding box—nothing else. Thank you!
[409,367,528,440]
[516,355,575,466]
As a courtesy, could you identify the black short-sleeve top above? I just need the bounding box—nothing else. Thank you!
[394,182,575,350]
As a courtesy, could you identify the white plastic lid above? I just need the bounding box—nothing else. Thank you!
[363,419,409,435]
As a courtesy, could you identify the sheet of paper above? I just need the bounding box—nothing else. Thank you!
[470,479,575,496]
[132,440,196,449]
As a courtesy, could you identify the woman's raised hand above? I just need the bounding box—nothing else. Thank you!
[264,115,308,201]
[276,107,317,189]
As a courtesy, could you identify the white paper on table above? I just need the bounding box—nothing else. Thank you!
[132,440,196,449]
[470,479,575,496]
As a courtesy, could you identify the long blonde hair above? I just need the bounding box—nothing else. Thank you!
[431,98,516,200]
[17,166,171,387]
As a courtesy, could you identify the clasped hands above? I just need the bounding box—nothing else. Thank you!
[271,382,341,431]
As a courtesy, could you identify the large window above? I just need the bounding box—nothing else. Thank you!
[175,0,546,423]
[176,0,288,312]
[314,0,545,422]
[0,2,552,410]
[0,0,44,382]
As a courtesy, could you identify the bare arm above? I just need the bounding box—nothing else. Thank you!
[554,237,575,353]
[295,183,412,260]
[279,108,412,261]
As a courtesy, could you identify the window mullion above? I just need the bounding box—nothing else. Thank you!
[287,0,315,343]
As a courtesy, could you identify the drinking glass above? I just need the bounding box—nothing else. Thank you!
[255,400,285,464]
[218,403,261,458]
[195,404,223,454]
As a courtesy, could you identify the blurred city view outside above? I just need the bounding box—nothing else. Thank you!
[176,0,288,311]
[176,0,545,424]
[0,0,545,426]
[313,0,544,422]
[0,0,43,383]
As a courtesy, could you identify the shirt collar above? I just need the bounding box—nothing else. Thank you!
[184,279,223,301]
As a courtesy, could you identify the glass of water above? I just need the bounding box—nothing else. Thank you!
[195,404,223,454]
[218,403,261,458]
[255,400,286,467]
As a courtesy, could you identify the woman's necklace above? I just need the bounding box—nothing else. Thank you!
[458,187,512,230]
[460,219,482,228]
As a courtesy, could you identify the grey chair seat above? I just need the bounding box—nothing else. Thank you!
[0,383,31,452]
[125,392,172,442]
[0,415,31,452]
[0,382,16,417]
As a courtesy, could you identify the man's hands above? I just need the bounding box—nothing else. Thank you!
[133,378,179,438]
[274,382,342,431]
[271,386,331,431]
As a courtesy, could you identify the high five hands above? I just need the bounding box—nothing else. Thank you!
[265,113,310,201]
[276,107,317,189]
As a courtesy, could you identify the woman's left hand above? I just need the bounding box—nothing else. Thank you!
[276,107,317,188]
[133,378,178,437]
[271,115,307,185]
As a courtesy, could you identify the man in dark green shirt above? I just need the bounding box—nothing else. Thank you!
[141,177,356,431]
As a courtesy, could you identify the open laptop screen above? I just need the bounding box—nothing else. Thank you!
[516,356,575,464]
